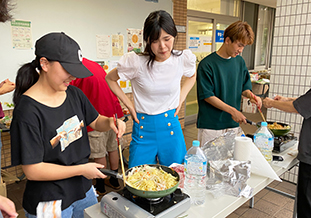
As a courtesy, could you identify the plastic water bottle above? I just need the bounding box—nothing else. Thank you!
[184,140,207,205]
[253,122,274,163]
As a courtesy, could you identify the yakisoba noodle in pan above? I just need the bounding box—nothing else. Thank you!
[126,165,178,191]
[267,122,290,130]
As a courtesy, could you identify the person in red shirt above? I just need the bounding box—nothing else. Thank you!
[71,58,124,195]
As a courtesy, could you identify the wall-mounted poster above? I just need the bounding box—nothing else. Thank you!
[96,35,110,59]
[188,35,212,53]
[127,28,143,53]
[201,36,212,53]
[188,36,200,52]
[11,19,32,49]
[112,34,124,56]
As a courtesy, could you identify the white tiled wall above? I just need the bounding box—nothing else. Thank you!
[268,0,311,136]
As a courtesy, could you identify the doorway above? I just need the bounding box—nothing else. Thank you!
[185,18,213,125]
[185,14,236,125]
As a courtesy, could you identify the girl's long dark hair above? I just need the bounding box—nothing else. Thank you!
[13,57,41,105]
[0,0,13,22]
[143,10,180,67]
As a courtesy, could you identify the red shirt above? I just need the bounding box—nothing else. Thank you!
[71,58,123,132]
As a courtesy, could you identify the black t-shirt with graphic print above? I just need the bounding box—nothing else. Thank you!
[10,85,99,215]
[293,88,311,165]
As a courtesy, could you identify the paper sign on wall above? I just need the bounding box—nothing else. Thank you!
[11,19,33,49]
[188,35,212,53]
[200,36,212,53]
[112,34,124,56]
[188,36,200,52]
[96,35,110,59]
[127,28,143,53]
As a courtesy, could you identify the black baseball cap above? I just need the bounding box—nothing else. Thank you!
[35,32,93,78]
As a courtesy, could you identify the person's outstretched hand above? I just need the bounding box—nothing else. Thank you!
[0,195,18,218]
[0,79,15,95]
[273,95,286,101]
[263,97,274,108]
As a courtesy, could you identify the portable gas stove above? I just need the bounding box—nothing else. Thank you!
[100,187,190,218]
[273,133,297,153]
[246,133,297,153]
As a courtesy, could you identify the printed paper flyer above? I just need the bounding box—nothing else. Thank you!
[11,19,32,49]
[96,35,110,59]
[127,28,143,53]
[112,34,124,56]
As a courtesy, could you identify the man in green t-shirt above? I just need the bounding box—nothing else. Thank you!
[196,21,262,146]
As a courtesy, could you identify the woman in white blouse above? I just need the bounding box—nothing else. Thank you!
[106,10,196,168]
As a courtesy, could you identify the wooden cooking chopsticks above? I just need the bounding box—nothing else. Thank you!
[250,92,266,122]
[113,114,126,187]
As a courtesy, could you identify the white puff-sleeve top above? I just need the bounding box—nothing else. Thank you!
[117,49,196,115]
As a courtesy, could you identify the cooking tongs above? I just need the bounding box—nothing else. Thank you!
[113,114,126,186]
[250,92,266,122]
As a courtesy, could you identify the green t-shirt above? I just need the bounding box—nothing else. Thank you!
[196,52,252,130]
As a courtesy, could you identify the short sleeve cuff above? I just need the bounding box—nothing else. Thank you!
[117,52,140,81]
[183,50,196,77]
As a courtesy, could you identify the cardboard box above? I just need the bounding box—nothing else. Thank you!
[242,97,257,113]
[0,177,7,197]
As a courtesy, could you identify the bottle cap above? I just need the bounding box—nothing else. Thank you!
[261,122,267,127]
[192,140,200,147]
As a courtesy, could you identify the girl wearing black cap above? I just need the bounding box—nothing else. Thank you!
[10,32,125,217]
[106,10,196,168]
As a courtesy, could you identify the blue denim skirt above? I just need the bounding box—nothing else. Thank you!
[128,109,187,168]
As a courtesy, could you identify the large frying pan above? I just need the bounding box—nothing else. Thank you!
[246,119,291,137]
[99,164,180,198]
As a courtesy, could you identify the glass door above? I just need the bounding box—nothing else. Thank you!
[215,23,230,50]
[185,18,213,125]
[185,15,237,125]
